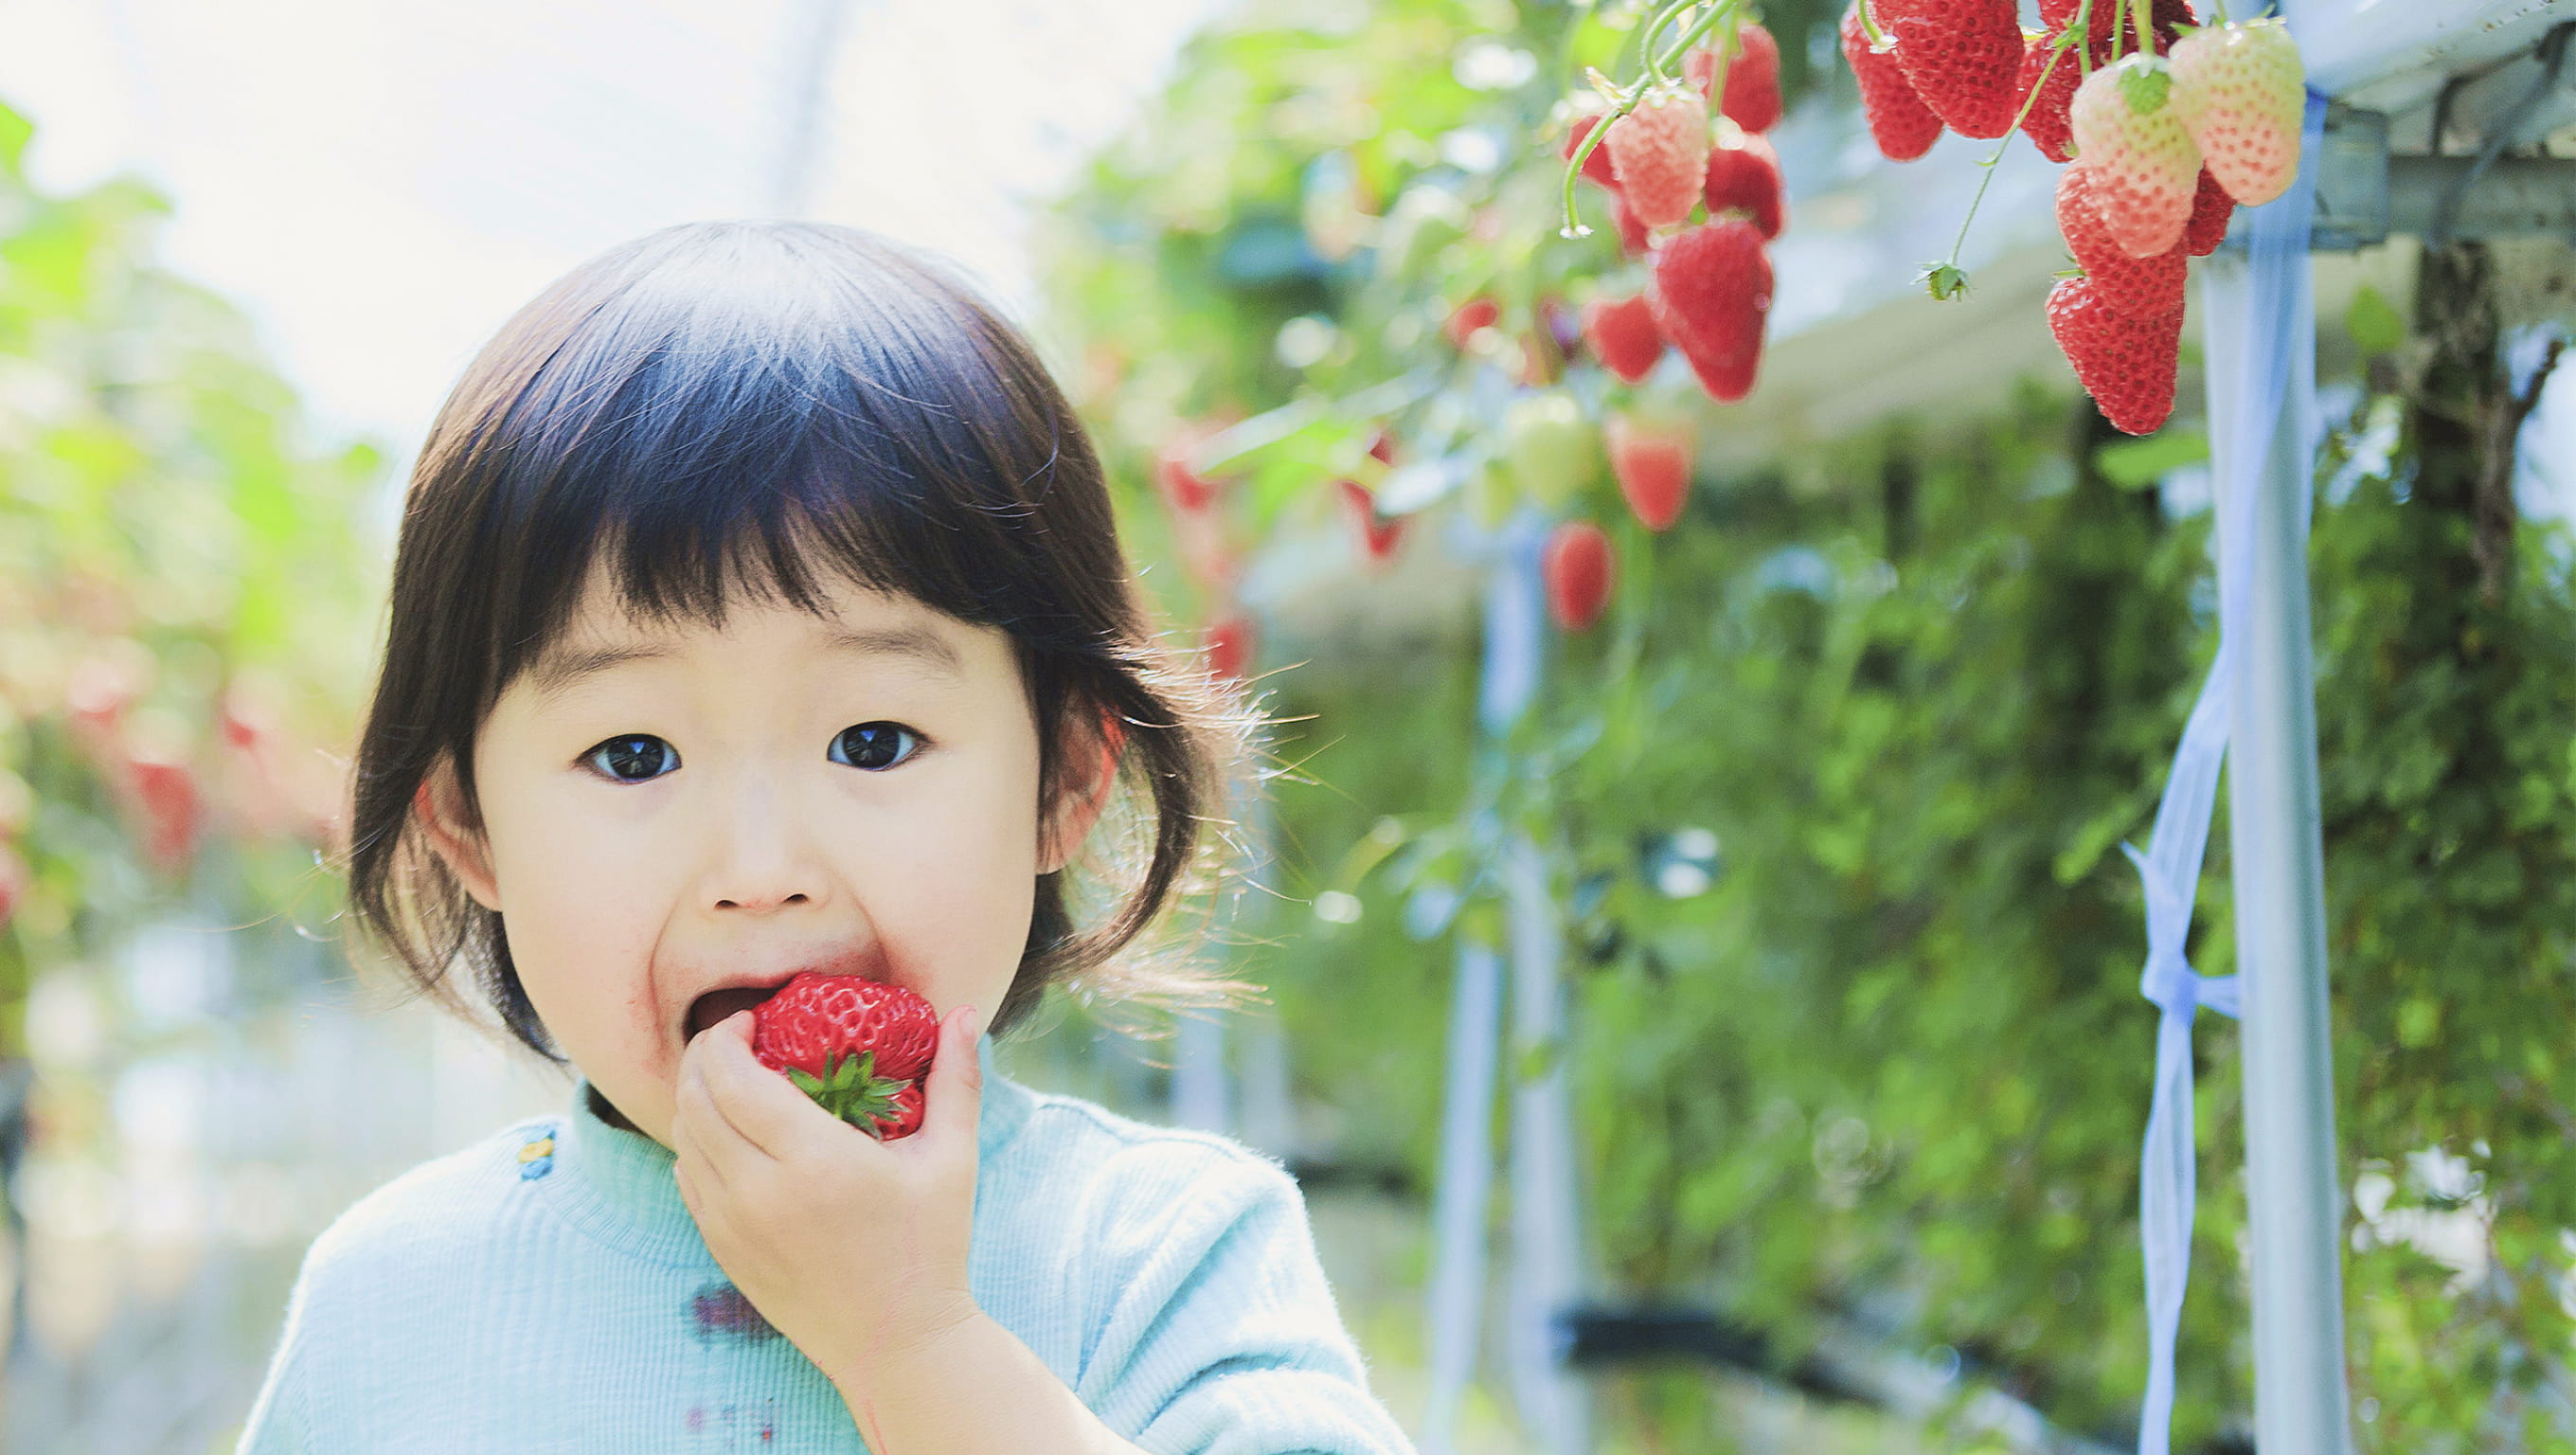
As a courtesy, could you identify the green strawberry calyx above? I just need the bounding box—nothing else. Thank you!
[784,1049,914,1136]
[2119,61,2174,117]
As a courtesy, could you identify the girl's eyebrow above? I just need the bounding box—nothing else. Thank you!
[529,624,965,706]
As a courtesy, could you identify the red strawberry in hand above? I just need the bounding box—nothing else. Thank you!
[751,973,943,1141]
[1647,220,1772,403]
[1842,3,1944,161]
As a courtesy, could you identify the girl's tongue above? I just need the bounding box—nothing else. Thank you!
[686,985,779,1040]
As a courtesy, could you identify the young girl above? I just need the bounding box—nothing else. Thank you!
[235,220,1419,1454]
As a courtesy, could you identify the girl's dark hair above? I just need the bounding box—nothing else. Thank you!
[341,219,1263,1060]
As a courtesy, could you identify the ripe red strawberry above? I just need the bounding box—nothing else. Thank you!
[1880,0,2025,140]
[1155,438,1217,513]
[2040,0,2193,52]
[1581,293,1666,385]
[1842,3,1944,161]
[125,754,202,871]
[1367,427,1397,465]
[1686,23,1784,134]
[1205,614,1255,680]
[1605,85,1712,230]
[1337,479,1406,566]
[2168,17,2304,207]
[2047,276,2183,436]
[2055,165,2187,318]
[2183,166,2234,254]
[1611,190,1652,256]
[1702,130,1785,240]
[751,973,942,1141]
[1647,220,1772,404]
[2070,55,2202,258]
[1606,414,1691,531]
[2017,31,2082,162]
[1444,296,1502,348]
[1543,521,1617,632]
[1561,115,1620,189]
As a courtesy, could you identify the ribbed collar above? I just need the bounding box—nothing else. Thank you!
[545,1033,1035,1268]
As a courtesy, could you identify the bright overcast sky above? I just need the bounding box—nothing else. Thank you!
[0,0,1219,516]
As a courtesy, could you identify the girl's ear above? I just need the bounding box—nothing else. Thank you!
[414,757,503,912]
[1038,713,1125,876]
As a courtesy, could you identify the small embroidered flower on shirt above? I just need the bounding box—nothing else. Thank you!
[517,1132,556,1180]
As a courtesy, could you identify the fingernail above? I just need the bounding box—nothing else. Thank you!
[961,1006,980,1039]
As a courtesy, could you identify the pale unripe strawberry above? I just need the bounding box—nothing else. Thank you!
[2168,18,2304,207]
[2070,55,2202,259]
[1606,85,1712,230]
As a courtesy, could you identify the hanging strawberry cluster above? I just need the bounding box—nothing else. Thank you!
[1844,0,2306,434]
[1513,7,1787,633]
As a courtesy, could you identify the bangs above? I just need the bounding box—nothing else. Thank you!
[453,222,1106,710]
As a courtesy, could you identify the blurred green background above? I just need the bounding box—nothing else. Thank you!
[5,1,2576,1452]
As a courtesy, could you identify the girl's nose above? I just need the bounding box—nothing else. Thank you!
[704,771,831,914]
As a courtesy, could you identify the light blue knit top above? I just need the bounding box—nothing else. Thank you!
[234,1033,1419,1453]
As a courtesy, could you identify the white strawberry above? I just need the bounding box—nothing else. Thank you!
[1606,84,1712,231]
[2167,17,2305,207]
[2069,54,2202,259]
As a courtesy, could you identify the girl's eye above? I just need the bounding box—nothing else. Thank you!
[832,722,920,772]
[583,734,678,783]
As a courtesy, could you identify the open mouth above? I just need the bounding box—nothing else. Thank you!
[686,985,784,1041]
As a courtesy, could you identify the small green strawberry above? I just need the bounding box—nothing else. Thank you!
[2167,17,2305,207]
[2069,54,2203,259]
[1502,390,1600,507]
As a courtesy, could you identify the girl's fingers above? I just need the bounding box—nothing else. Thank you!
[698,1009,843,1162]
[921,1004,983,1148]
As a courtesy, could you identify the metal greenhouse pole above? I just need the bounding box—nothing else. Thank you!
[2193,5,2572,1452]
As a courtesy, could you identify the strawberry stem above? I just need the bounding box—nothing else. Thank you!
[1923,32,2079,300]
[1637,0,1701,85]
[1855,0,1889,50]
[1700,8,1741,131]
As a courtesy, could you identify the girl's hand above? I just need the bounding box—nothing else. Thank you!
[671,999,985,1389]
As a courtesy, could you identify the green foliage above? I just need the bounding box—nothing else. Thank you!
[0,96,385,1055]
[1039,1,2576,1447]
